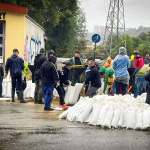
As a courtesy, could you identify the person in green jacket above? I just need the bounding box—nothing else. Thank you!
[99,66,114,93]
[68,51,83,85]
[16,62,28,99]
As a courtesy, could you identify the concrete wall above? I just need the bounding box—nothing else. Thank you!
[25,17,45,64]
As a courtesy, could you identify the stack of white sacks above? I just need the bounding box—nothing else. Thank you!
[59,94,150,130]
[2,73,58,99]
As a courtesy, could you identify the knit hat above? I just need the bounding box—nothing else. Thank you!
[40,48,45,53]
[75,51,80,55]
[134,49,139,54]
[119,47,126,55]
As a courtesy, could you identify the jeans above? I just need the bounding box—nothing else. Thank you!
[0,76,2,96]
[134,76,148,98]
[56,85,65,105]
[115,80,127,95]
[146,82,150,105]
[11,76,22,91]
[42,84,54,110]
[16,77,26,93]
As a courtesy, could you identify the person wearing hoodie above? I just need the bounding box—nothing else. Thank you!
[103,56,112,67]
[99,66,114,93]
[113,47,130,95]
[5,49,27,103]
[144,54,150,64]
[40,56,59,111]
[34,48,47,104]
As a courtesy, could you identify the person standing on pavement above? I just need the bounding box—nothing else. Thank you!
[134,64,148,98]
[16,61,28,99]
[85,60,101,97]
[57,62,72,109]
[5,49,27,103]
[40,56,59,111]
[113,47,130,95]
[68,51,83,85]
[0,64,4,97]
[34,48,47,104]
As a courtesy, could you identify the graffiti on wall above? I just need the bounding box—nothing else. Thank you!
[24,34,42,64]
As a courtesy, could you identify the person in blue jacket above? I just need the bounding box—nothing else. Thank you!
[113,47,130,95]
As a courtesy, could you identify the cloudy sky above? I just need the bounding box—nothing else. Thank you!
[81,0,150,32]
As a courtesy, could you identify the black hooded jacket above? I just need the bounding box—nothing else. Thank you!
[40,56,59,86]
[5,54,24,77]
[85,65,101,88]
[58,66,70,85]
[144,57,150,64]
[34,54,47,79]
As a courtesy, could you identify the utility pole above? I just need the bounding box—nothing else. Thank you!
[103,0,126,56]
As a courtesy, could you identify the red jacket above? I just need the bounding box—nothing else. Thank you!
[133,57,144,69]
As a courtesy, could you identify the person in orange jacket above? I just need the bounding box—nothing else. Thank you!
[104,56,112,67]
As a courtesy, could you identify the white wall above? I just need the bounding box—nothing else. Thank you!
[24,17,45,64]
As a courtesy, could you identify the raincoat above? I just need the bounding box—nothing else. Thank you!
[104,56,112,67]
[99,66,114,90]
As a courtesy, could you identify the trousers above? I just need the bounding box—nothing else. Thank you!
[42,84,54,110]
[34,79,43,100]
[115,80,127,95]
[11,76,22,91]
[86,86,99,98]
[56,85,65,105]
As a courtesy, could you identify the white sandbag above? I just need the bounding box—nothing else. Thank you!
[68,86,76,104]
[111,107,121,128]
[143,110,150,129]
[97,105,108,126]
[135,110,143,130]
[124,107,136,129]
[24,86,30,98]
[64,86,72,105]
[58,107,72,119]
[5,83,11,98]
[29,85,35,98]
[2,83,7,97]
[84,109,93,123]
[97,78,104,95]
[70,83,84,105]
[118,107,125,127]
[89,105,101,125]
[103,107,114,128]
[77,103,93,123]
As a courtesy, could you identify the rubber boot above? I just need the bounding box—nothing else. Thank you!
[38,99,44,104]
[11,90,15,102]
[34,97,38,104]
[19,91,28,103]
[16,92,19,100]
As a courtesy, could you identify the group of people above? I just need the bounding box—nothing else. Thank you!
[99,47,150,105]
[2,46,150,111]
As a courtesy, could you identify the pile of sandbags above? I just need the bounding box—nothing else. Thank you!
[59,94,150,130]
[64,83,84,105]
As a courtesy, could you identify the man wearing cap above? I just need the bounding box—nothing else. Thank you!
[34,48,47,104]
[68,51,83,85]
[48,50,57,68]
[5,49,27,103]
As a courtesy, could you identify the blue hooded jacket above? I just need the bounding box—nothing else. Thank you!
[113,47,130,78]
[5,54,24,77]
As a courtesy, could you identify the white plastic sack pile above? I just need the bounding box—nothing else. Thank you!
[64,83,84,105]
[59,94,150,130]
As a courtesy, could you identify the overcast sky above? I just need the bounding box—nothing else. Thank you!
[80,0,150,32]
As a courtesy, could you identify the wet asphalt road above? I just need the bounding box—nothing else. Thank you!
[0,100,150,150]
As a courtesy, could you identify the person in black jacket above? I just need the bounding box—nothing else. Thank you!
[40,56,59,111]
[85,60,101,97]
[34,48,47,104]
[5,49,27,103]
[144,66,150,104]
[0,64,4,97]
[57,62,72,109]
[144,54,150,64]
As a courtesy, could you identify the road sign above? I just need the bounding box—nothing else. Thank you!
[92,34,101,43]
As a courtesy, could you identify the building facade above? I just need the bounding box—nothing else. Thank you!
[0,3,45,65]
